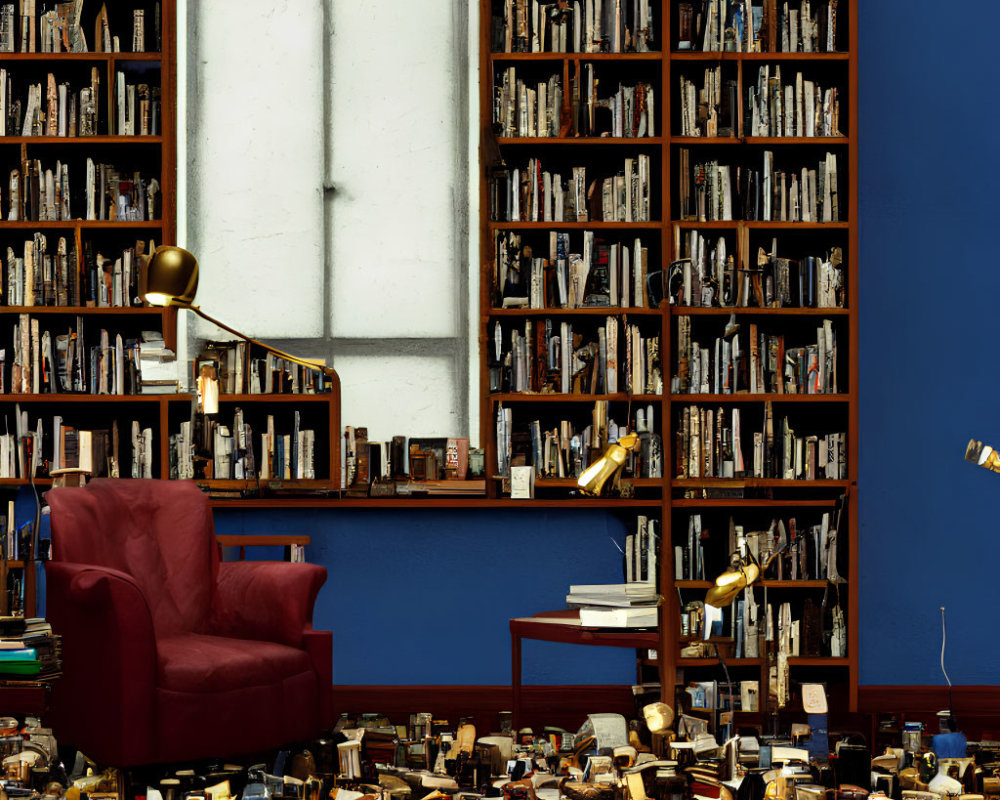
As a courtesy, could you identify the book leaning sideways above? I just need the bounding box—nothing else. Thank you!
[966,438,1000,474]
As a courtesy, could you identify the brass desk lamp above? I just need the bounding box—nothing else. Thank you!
[577,433,639,496]
[142,246,335,410]
[705,544,785,608]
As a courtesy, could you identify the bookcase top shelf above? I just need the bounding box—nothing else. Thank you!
[670,136,849,146]
[671,498,841,508]
[491,307,662,317]
[673,393,850,403]
[673,478,852,488]
[496,137,665,146]
[212,394,336,404]
[492,393,663,403]
[672,221,849,229]
[0,306,165,315]
[208,497,665,509]
[670,52,849,62]
[489,221,662,230]
[673,308,849,317]
[490,51,663,62]
[0,221,164,230]
[2,136,165,145]
[0,394,174,403]
[0,52,163,62]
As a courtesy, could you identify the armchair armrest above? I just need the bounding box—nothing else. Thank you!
[209,561,327,647]
[45,561,157,766]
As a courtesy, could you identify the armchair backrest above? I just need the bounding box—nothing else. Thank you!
[47,479,219,636]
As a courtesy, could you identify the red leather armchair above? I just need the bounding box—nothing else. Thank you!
[45,479,332,767]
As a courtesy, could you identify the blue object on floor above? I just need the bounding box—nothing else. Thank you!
[932,732,967,757]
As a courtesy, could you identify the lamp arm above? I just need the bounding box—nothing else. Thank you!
[186,305,334,379]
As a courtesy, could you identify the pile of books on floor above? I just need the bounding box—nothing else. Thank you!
[0,617,62,679]
[565,582,659,628]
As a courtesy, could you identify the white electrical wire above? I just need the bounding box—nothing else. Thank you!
[941,606,952,688]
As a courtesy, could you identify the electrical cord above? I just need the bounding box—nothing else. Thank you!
[941,606,954,723]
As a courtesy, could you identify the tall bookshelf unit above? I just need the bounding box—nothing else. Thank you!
[0,0,340,616]
[479,0,858,717]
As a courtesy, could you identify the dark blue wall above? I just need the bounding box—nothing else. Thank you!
[212,508,640,685]
[856,0,1000,685]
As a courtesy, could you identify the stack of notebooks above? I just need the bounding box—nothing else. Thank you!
[0,617,62,679]
[566,582,659,628]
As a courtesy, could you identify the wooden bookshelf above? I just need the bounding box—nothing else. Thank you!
[0,1,341,618]
[478,0,858,714]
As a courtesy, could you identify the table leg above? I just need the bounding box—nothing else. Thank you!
[511,623,522,731]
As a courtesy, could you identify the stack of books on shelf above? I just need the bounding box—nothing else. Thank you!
[566,582,658,628]
[0,404,152,480]
[0,617,61,680]
[342,428,486,498]
[139,330,179,394]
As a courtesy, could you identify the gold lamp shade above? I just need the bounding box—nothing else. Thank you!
[577,432,639,496]
[143,245,199,307]
[705,561,760,608]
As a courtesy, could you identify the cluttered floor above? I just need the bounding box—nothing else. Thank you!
[0,698,992,800]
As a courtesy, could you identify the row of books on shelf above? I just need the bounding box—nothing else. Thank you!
[343,429,485,496]
[676,508,843,582]
[491,0,655,53]
[679,69,738,138]
[670,232,844,309]
[673,317,838,395]
[3,314,147,395]
[745,65,841,138]
[1,500,32,560]
[681,591,845,662]
[0,406,153,479]
[492,317,661,395]
[196,341,333,395]
[0,1,158,54]
[490,155,653,223]
[5,159,160,222]
[493,69,562,139]
[677,148,840,223]
[497,402,663,479]
[170,409,318,482]
[678,65,841,139]
[495,231,651,309]
[576,71,655,138]
[678,0,839,54]
[2,238,152,308]
[674,402,846,479]
[0,68,160,138]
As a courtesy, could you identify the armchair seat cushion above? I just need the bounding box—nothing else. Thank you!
[157,633,314,693]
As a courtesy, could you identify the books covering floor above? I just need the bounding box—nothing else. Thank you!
[0,696,992,800]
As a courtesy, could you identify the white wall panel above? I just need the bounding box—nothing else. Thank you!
[188,0,325,339]
[336,355,460,449]
[328,2,460,339]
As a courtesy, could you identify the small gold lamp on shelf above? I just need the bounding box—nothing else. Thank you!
[142,245,336,412]
[705,545,785,608]
[576,433,639,496]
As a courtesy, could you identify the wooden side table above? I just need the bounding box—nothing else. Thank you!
[510,609,661,729]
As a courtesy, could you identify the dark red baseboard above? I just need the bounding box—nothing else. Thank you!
[861,686,1000,740]
[333,684,1000,740]
[332,684,635,733]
